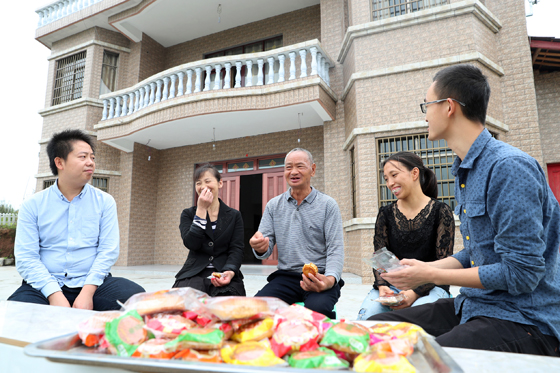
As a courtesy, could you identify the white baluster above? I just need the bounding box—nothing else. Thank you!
[299,49,307,78]
[267,57,275,84]
[120,95,128,117]
[325,60,330,86]
[169,75,176,98]
[278,55,285,83]
[102,99,108,120]
[289,52,296,80]
[310,47,318,76]
[149,82,156,105]
[194,68,202,93]
[187,70,194,94]
[246,60,253,87]
[213,64,221,90]
[108,98,115,119]
[48,6,55,23]
[143,84,150,107]
[72,0,77,13]
[203,66,211,91]
[235,61,242,88]
[177,72,184,96]
[37,11,44,27]
[115,96,121,117]
[162,77,169,101]
[256,59,264,86]
[57,3,63,19]
[134,90,140,111]
[155,80,162,103]
[317,53,323,80]
[77,0,83,11]
[61,1,68,16]
[128,93,134,115]
[65,0,71,15]
[224,63,231,89]
[51,4,58,21]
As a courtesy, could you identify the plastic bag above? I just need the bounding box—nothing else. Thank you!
[353,351,416,372]
[131,338,178,359]
[104,310,148,357]
[319,322,370,354]
[77,311,122,347]
[375,293,406,306]
[200,296,288,321]
[270,319,320,357]
[288,347,349,369]
[362,247,408,274]
[144,313,197,338]
[220,341,286,366]
[120,288,209,316]
[230,318,275,343]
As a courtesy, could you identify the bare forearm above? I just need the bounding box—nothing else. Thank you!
[429,256,464,270]
[431,267,484,289]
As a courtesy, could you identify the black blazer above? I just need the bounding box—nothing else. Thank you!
[175,199,244,280]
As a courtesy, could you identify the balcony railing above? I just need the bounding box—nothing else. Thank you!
[372,0,449,21]
[100,40,332,122]
[36,0,103,27]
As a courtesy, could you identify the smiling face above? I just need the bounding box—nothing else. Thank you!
[56,140,95,187]
[425,81,450,141]
[284,151,316,191]
[383,160,419,200]
[195,171,223,199]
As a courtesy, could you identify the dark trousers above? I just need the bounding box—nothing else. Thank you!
[255,270,343,319]
[7,274,145,311]
[369,298,560,357]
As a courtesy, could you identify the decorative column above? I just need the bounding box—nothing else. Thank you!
[299,49,307,78]
[56,3,63,19]
[108,98,115,119]
[235,61,242,88]
[213,64,222,90]
[102,99,108,120]
[162,77,170,101]
[63,0,70,16]
[325,60,330,86]
[317,52,323,79]
[177,72,185,96]
[37,11,44,27]
[120,95,128,117]
[224,63,232,89]
[169,75,177,98]
[114,96,121,117]
[194,68,202,93]
[256,59,264,86]
[52,4,59,21]
[289,52,296,80]
[143,84,150,107]
[310,47,318,76]
[136,88,142,110]
[127,93,134,115]
[72,0,77,12]
[278,55,285,83]
[187,70,193,94]
[267,57,275,84]
[204,66,211,91]
[48,6,55,23]
[246,60,253,87]
[155,80,162,103]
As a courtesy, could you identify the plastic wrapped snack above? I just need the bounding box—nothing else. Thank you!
[370,338,414,356]
[386,322,427,344]
[362,247,408,274]
[230,318,275,343]
[375,293,406,306]
[369,332,395,346]
[274,303,332,337]
[121,288,208,316]
[288,347,349,370]
[144,313,197,338]
[164,328,225,350]
[353,351,416,373]
[319,322,370,354]
[174,348,223,363]
[201,296,288,321]
[131,338,178,359]
[270,319,320,357]
[220,341,286,366]
[104,310,148,357]
[77,311,122,347]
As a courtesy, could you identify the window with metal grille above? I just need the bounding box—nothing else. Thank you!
[372,0,449,21]
[378,133,456,209]
[43,180,55,189]
[350,147,357,218]
[92,177,108,193]
[100,51,118,95]
[52,51,87,106]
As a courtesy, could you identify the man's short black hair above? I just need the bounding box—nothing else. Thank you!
[433,64,491,125]
[46,129,95,175]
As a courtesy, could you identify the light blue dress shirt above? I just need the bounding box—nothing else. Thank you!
[452,129,560,340]
[15,180,119,298]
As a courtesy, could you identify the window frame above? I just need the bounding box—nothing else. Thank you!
[92,177,109,193]
[100,50,119,95]
[52,51,87,106]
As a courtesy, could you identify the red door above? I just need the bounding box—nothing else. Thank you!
[219,175,240,210]
[261,172,287,265]
[548,163,560,204]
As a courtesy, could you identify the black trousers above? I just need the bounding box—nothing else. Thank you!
[369,298,560,357]
[255,270,343,319]
[8,274,145,311]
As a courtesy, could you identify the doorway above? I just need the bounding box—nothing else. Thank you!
[239,174,263,264]
[548,163,560,203]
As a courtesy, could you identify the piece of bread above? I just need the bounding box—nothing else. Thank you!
[135,293,186,316]
[302,263,318,277]
[212,272,222,278]
[206,297,270,320]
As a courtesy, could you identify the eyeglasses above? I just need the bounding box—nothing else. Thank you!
[420,98,465,114]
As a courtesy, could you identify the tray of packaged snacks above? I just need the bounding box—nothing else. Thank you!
[24,288,463,372]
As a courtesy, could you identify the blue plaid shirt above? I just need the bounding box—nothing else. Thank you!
[452,129,560,340]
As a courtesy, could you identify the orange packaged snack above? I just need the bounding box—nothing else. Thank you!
[353,351,416,373]
[174,348,223,363]
[221,341,286,366]
[104,310,148,357]
[270,319,320,357]
[131,338,178,359]
[77,311,122,347]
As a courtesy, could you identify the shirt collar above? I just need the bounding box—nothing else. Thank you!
[52,179,88,202]
[451,128,492,175]
[286,186,317,204]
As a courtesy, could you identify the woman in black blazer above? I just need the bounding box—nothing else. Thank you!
[173,164,245,296]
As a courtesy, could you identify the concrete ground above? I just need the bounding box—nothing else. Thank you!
[0,264,459,320]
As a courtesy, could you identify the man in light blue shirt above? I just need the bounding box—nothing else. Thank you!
[8,129,144,310]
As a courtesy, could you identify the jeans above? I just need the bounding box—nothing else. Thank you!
[356,285,449,320]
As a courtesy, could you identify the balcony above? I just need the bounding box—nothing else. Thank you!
[94,40,337,152]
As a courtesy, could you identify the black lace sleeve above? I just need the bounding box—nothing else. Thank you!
[413,202,455,297]
[373,206,390,289]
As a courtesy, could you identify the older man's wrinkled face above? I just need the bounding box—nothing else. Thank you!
[284,151,316,190]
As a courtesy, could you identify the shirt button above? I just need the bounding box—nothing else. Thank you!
[461,184,465,188]
[471,260,474,266]
[209,242,214,247]
[463,209,466,214]
[466,236,470,240]
[209,256,214,261]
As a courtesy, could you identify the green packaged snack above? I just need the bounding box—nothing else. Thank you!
[165,328,225,350]
[320,322,370,354]
[288,347,349,369]
[104,310,148,357]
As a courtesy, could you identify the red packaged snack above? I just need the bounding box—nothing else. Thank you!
[131,338,178,359]
[77,311,122,347]
[270,319,320,357]
[104,310,148,357]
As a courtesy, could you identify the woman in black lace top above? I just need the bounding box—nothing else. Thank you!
[357,152,455,320]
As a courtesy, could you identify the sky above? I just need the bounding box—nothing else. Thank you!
[0,0,558,210]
